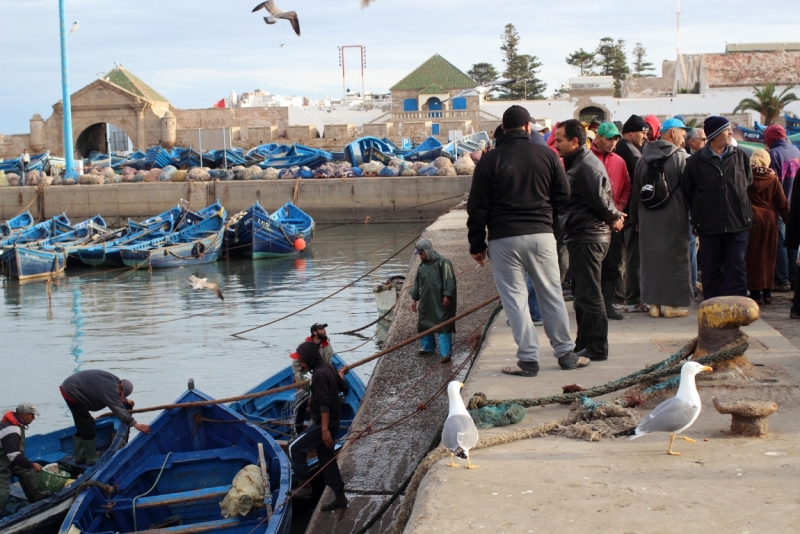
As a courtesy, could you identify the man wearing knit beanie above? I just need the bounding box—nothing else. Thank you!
[683,116,753,299]
[763,123,800,291]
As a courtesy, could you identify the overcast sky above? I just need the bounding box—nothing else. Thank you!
[1,0,797,133]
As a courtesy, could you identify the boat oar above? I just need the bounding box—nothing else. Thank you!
[97,295,500,418]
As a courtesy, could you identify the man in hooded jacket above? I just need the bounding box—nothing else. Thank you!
[410,238,457,363]
[288,342,349,511]
[629,118,693,318]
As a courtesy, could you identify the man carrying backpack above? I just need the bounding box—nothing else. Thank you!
[629,118,693,318]
[683,116,753,299]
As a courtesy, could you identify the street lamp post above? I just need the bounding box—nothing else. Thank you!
[58,0,76,178]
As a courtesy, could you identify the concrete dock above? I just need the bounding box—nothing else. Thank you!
[403,300,800,532]
[0,175,471,226]
[295,207,800,533]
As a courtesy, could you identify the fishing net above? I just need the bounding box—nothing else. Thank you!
[220,465,265,519]
[469,402,525,429]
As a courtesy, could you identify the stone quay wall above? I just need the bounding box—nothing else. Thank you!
[0,176,472,227]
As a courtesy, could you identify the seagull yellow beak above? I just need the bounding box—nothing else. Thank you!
[701,366,713,373]
[459,382,464,388]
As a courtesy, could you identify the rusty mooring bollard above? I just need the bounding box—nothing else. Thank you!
[713,397,778,437]
[696,296,759,374]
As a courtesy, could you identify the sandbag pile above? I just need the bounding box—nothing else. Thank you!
[454,154,476,175]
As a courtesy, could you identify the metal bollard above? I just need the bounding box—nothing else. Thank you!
[695,296,759,374]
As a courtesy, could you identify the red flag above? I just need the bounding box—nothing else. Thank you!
[213,98,226,108]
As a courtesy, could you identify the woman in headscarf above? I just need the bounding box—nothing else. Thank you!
[745,149,790,304]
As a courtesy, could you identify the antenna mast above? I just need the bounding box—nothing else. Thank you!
[676,0,681,57]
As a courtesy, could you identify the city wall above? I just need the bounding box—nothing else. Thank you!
[0,176,471,226]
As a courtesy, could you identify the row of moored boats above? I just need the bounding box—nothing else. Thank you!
[0,200,314,280]
[1,356,366,534]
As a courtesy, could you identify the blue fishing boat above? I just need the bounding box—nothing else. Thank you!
[253,144,332,170]
[233,202,313,259]
[737,125,765,144]
[118,206,226,268]
[230,354,365,445]
[5,247,67,280]
[343,137,397,167]
[398,136,444,162]
[0,418,127,534]
[75,205,187,267]
[58,387,291,534]
[0,214,70,249]
[0,211,34,236]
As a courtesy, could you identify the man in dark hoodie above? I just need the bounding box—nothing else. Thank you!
[554,119,625,362]
[288,341,348,510]
[60,370,150,466]
[683,116,753,299]
[468,106,588,377]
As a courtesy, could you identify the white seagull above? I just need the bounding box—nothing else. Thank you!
[187,275,224,301]
[70,21,79,33]
[442,381,480,468]
[279,43,286,48]
[252,0,300,37]
[617,361,713,455]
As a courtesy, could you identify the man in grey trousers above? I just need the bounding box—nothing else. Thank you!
[467,105,590,377]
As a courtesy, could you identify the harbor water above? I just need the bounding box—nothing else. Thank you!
[0,222,423,433]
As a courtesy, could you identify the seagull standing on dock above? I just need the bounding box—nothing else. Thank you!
[442,382,479,468]
[252,0,300,36]
[187,275,224,301]
[616,361,712,455]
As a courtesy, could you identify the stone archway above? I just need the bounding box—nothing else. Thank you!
[74,121,136,157]
[575,104,609,123]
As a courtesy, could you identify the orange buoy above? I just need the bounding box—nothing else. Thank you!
[294,237,306,251]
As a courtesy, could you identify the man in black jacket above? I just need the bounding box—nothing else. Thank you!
[288,342,348,510]
[615,114,650,312]
[787,167,800,318]
[682,116,753,299]
[468,106,588,377]
[554,119,625,362]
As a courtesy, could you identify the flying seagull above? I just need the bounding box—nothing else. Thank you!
[616,361,712,455]
[252,0,300,37]
[442,381,479,468]
[279,43,286,48]
[187,275,224,301]
[70,21,79,33]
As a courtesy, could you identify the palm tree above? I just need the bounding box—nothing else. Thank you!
[733,84,799,125]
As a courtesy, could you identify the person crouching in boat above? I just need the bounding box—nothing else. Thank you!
[59,370,150,466]
[288,342,349,511]
[0,403,49,512]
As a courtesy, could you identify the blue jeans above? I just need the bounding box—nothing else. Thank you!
[420,332,452,357]
[526,275,542,322]
[776,218,798,286]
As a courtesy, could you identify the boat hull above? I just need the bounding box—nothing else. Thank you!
[235,202,314,258]
[119,229,224,268]
[6,247,67,280]
[58,388,291,534]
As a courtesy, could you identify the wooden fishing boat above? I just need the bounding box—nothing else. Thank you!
[0,214,71,249]
[118,206,226,269]
[0,211,34,236]
[58,387,291,534]
[230,354,365,446]
[233,202,313,259]
[0,418,128,534]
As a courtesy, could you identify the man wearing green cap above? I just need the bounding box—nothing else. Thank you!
[0,403,49,513]
[592,123,631,321]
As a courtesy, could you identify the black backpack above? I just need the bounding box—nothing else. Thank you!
[640,157,679,209]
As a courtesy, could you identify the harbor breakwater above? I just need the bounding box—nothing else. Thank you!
[0,175,472,226]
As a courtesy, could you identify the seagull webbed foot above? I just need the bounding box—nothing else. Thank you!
[676,435,696,443]
[465,456,479,469]
[446,453,458,468]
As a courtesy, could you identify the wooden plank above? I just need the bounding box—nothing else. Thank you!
[258,442,272,511]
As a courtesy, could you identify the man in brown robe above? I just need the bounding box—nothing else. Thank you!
[746,150,790,304]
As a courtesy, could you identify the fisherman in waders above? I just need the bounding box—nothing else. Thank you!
[288,342,349,510]
[0,403,49,513]
[410,238,457,363]
[60,370,150,466]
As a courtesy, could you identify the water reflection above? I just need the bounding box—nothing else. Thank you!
[0,222,419,431]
